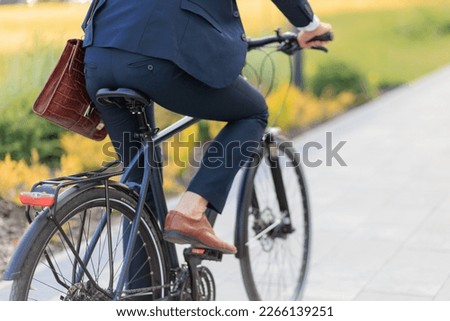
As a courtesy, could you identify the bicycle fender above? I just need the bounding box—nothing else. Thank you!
[234,147,264,259]
[3,182,103,280]
[3,207,51,280]
[234,132,286,259]
[234,170,248,260]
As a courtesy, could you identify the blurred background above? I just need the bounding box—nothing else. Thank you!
[0,0,449,296]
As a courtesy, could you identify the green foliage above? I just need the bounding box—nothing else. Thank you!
[395,8,450,40]
[309,60,370,103]
[304,4,450,90]
[0,43,64,166]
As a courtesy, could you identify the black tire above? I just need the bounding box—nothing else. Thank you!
[237,136,310,300]
[10,188,167,301]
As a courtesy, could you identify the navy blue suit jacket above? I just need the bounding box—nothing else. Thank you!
[82,0,315,88]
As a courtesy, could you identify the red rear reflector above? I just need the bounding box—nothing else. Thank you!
[19,192,55,207]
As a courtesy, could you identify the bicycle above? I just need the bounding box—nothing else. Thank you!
[4,30,332,301]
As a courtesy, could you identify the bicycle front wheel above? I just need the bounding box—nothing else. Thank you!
[237,135,310,300]
[10,187,167,301]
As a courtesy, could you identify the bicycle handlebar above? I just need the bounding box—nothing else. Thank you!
[247,30,334,54]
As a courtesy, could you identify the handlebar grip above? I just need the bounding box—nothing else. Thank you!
[307,31,334,43]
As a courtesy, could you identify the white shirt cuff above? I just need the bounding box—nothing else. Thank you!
[297,15,321,32]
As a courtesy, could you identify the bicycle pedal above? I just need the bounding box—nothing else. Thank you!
[184,247,223,262]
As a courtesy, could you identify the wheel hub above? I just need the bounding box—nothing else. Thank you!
[253,208,295,251]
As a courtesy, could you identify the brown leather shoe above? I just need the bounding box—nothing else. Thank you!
[163,210,237,254]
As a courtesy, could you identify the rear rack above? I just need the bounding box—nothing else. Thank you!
[20,161,124,223]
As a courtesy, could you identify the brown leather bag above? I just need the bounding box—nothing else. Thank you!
[32,39,106,141]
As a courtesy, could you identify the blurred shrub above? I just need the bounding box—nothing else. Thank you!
[266,84,356,133]
[377,79,405,94]
[0,43,64,166]
[56,133,116,175]
[0,150,50,204]
[309,60,371,104]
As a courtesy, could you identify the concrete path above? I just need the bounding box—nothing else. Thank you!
[1,65,449,301]
[300,64,450,301]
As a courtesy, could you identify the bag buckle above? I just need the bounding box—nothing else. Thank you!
[83,103,95,118]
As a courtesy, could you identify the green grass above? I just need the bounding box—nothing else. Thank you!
[303,5,450,87]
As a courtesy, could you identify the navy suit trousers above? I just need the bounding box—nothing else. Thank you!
[84,47,268,213]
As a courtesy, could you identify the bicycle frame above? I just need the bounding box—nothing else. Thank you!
[113,104,200,299]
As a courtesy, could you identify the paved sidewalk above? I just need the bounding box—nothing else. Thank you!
[1,65,449,301]
[295,64,450,300]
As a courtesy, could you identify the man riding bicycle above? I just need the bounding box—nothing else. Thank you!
[82,0,332,254]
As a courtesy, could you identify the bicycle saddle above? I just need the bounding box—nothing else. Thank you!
[96,88,151,110]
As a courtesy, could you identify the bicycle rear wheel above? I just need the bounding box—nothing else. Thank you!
[10,187,167,301]
[237,135,310,300]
